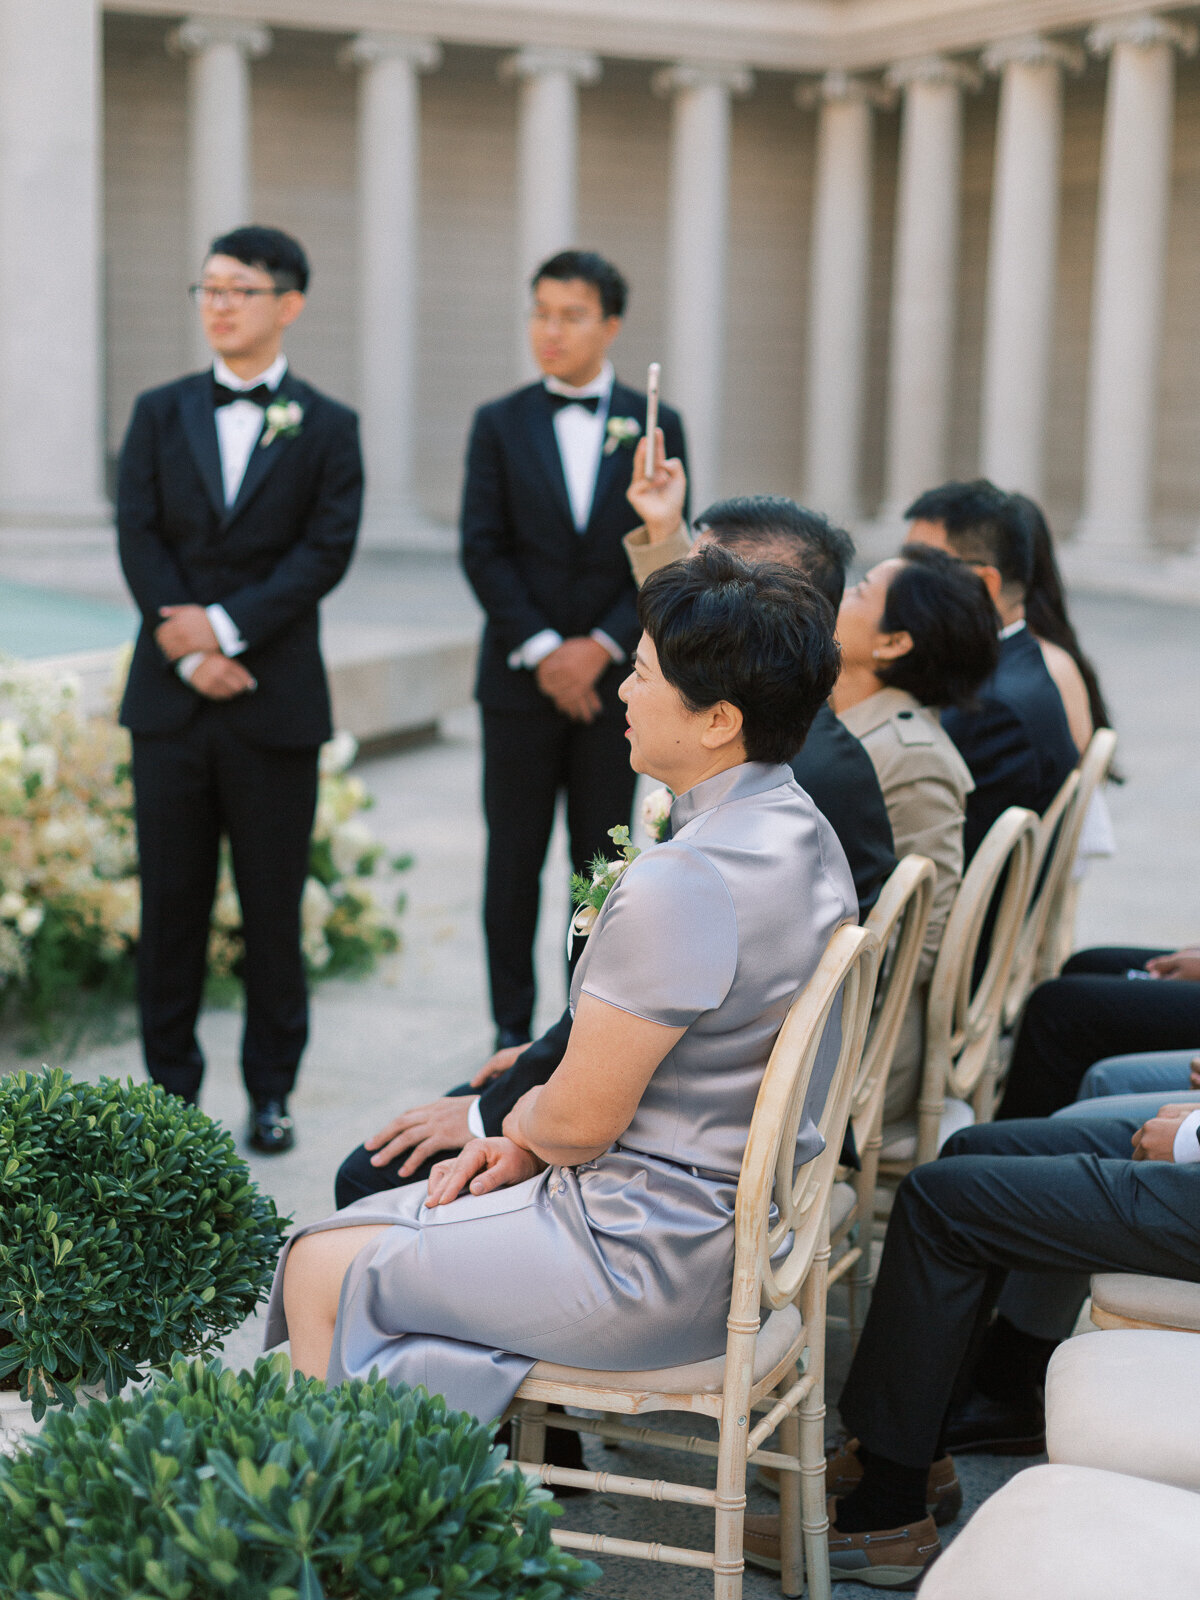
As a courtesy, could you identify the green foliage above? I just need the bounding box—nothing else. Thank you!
[0,1356,600,1600]
[0,1070,289,1418]
[569,826,640,914]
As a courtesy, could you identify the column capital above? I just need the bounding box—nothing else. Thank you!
[652,61,754,99]
[1088,13,1198,57]
[982,34,1085,75]
[339,33,442,73]
[499,47,601,87]
[885,54,981,93]
[167,17,272,59]
[795,70,893,111]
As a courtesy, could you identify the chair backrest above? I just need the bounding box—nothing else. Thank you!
[916,805,1038,1165]
[731,922,879,1324]
[1002,767,1081,1029]
[851,854,937,1149]
[1035,727,1119,985]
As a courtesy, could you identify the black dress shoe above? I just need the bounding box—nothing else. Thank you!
[940,1386,1046,1456]
[494,1025,532,1051]
[248,1098,295,1155]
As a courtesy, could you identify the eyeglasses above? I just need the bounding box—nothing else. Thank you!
[188,284,285,307]
[529,307,603,329]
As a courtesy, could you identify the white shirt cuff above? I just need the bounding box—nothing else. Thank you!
[466,1097,485,1139]
[590,629,625,664]
[176,652,206,684]
[207,604,246,657]
[507,629,563,670]
[1172,1108,1200,1164]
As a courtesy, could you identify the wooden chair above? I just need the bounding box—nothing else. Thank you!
[1001,766,1080,1030]
[1034,727,1119,986]
[827,855,936,1333]
[502,922,880,1600]
[878,806,1039,1175]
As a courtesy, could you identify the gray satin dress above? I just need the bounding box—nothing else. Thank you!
[264,761,856,1421]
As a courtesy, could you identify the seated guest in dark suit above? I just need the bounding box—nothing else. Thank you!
[997,942,1200,1120]
[904,480,1077,860]
[622,439,897,920]
[739,1105,1200,1586]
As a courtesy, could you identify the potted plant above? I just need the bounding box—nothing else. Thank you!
[0,1355,599,1599]
[0,1068,288,1439]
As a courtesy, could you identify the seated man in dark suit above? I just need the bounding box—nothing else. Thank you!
[904,480,1077,860]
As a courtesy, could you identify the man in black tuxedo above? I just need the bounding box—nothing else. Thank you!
[461,250,686,1049]
[117,226,363,1153]
[905,481,1077,860]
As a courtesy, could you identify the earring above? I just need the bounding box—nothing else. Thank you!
[871,649,882,659]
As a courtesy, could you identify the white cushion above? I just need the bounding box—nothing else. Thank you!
[919,1463,1200,1600]
[829,1179,857,1239]
[878,1097,975,1163]
[1047,1330,1200,1493]
[1091,1272,1200,1332]
[525,1303,803,1396]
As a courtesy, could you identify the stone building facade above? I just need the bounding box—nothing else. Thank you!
[6,0,1200,594]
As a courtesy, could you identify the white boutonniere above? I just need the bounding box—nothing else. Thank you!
[641,786,674,843]
[568,824,641,950]
[604,416,641,456]
[261,398,303,448]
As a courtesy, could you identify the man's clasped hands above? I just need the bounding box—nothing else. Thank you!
[154,603,257,699]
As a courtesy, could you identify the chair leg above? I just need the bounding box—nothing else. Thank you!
[799,1253,831,1600]
[777,1364,804,1599]
[514,1401,548,1467]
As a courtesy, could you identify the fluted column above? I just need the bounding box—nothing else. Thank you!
[980,36,1083,499]
[169,18,271,361]
[501,48,601,379]
[654,62,753,513]
[342,34,441,544]
[0,0,108,546]
[880,55,979,520]
[1076,15,1196,555]
[799,72,887,524]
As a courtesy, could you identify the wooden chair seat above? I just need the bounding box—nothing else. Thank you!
[878,1097,975,1164]
[1090,1273,1200,1333]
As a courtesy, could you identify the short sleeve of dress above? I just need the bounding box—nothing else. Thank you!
[577,842,738,1027]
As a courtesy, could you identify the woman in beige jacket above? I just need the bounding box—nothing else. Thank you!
[833,544,999,1123]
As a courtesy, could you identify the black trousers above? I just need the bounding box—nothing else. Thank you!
[481,696,637,1032]
[997,946,1200,1120]
[839,1115,1200,1470]
[132,710,319,1104]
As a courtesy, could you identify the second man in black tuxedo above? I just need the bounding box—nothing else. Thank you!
[117,226,363,1153]
[460,251,687,1047]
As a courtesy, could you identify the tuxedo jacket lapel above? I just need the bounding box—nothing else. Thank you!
[178,375,226,519]
[585,383,642,536]
[524,388,575,533]
[221,373,307,530]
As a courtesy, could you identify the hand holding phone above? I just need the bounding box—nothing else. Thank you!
[644,363,660,478]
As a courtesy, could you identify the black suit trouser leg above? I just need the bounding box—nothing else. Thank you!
[998,950,1198,1120]
[562,693,638,977]
[839,1115,1200,1470]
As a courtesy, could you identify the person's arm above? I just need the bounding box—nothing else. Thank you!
[476,1008,573,1134]
[1145,947,1200,982]
[883,771,966,974]
[115,395,194,635]
[1131,1104,1200,1162]
[215,408,363,650]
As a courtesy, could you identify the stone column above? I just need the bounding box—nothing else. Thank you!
[169,18,272,362]
[654,62,753,513]
[980,36,1083,500]
[341,34,441,545]
[880,55,979,521]
[0,0,109,553]
[500,48,601,380]
[799,72,887,525]
[1076,15,1196,555]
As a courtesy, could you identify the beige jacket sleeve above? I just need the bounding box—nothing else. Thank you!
[880,769,967,981]
[622,522,693,588]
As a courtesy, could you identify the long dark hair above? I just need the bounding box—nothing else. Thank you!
[1010,493,1114,735]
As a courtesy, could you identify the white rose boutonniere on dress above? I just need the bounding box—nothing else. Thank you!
[641,786,673,844]
[568,824,641,951]
[604,416,641,456]
[261,398,304,449]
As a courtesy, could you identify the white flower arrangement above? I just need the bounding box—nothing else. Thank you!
[604,415,642,456]
[641,785,673,843]
[261,398,303,448]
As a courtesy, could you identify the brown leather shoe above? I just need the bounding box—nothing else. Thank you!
[758,1437,962,1527]
[744,1505,941,1590]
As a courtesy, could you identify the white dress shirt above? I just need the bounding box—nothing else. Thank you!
[1173,1108,1200,1164]
[177,354,288,684]
[998,618,1027,641]
[508,360,624,672]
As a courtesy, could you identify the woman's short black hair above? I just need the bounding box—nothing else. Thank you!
[637,544,841,764]
[877,544,999,709]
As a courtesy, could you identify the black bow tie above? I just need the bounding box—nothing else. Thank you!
[213,380,276,409]
[545,390,601,414]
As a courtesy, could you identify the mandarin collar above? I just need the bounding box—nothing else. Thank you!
[668,761,793,837]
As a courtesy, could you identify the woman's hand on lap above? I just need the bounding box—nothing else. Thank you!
[425,1137,545,1206]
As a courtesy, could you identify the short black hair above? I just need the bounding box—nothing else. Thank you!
[637,543,841,764]
[208,226,310,293]
[694,497,856,613]
[532,250,627,319]
[877,544,1000,709]
[904,478,1032,596]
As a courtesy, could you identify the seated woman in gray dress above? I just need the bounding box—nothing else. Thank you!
[268,546,856,1424]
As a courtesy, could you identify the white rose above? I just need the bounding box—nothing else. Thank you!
[330,819,377,878]
[23,743,57,789]
[16,904,44,937]
[0,890,26,920]
[301,877,334,932]
[641,786,673,833]
[320,730,358,776]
